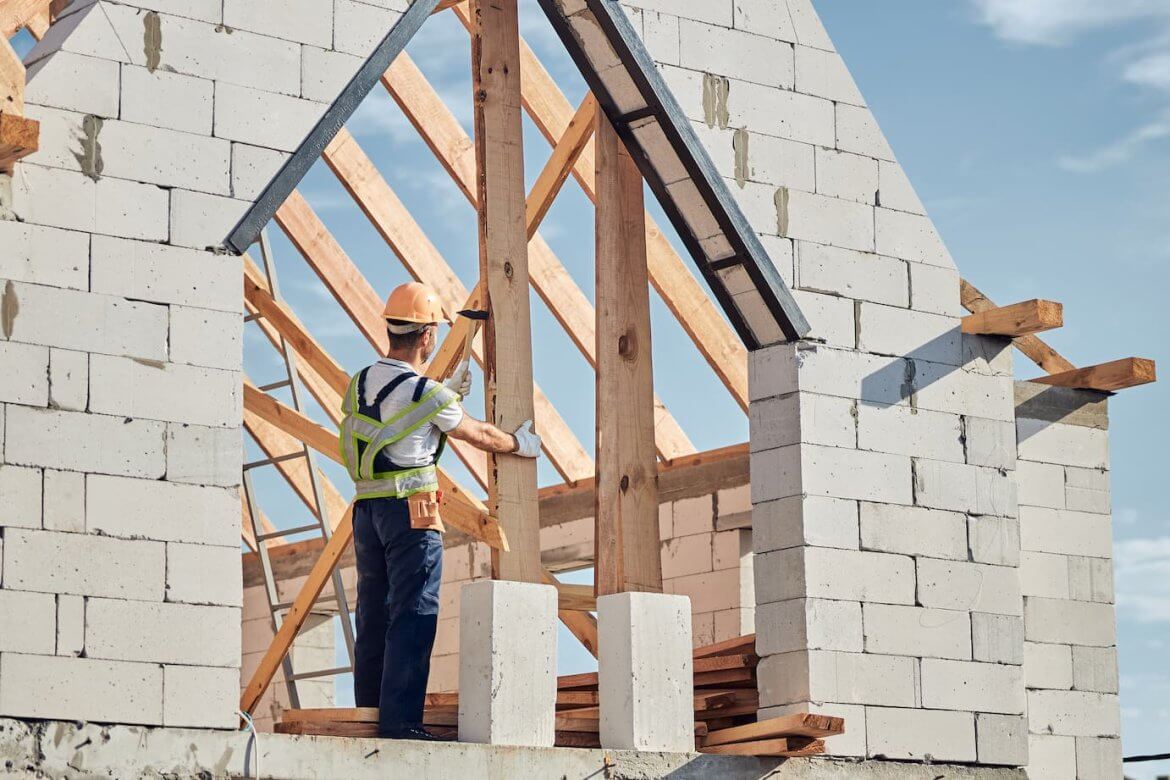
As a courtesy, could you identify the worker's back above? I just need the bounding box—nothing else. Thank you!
[355,358,465,470]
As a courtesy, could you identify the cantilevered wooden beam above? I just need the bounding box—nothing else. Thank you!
[472,0,542,582]
[594,112,662,596]
[1,37,37,175]
[381,53,696,459]
[961,299,1063,337]
[1031,357,1156,392]
[319,128,594,483]
[960,280,1075,375]
[526,92,596,240]
[451,5,750,411]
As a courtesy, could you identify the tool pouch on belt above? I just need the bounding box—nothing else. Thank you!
[408,491,445,533]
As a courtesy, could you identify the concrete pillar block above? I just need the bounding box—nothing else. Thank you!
[458,580,557,746]
[598,592,694,752]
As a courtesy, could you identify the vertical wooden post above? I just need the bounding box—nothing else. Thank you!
[471,0,542,582]
[594,113,662,596]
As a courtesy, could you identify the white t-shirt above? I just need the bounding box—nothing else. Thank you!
[360,358,464,468]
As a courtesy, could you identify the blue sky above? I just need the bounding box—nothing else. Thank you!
[16,0,1166,766]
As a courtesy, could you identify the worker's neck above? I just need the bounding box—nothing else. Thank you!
[384,347,427,373]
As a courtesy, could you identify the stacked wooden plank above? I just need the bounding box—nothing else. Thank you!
[277,634,844,757]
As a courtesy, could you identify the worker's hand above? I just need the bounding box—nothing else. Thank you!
[444,360,473,399]
[511,420,541,458]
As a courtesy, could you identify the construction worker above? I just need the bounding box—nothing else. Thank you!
[341,281,541,740]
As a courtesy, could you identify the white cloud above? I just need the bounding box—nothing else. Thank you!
[969,0,1170,46]
[1058,110,1170,172]
[1115,535,1170,623]
[1125,52,1170,90]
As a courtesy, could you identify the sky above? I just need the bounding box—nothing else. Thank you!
[14,0,1166,768]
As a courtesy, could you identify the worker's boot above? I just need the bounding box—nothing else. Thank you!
[381,726,451,742]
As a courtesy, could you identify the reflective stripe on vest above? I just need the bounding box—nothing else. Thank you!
[339,369,458,499]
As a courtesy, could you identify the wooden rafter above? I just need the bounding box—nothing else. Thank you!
[961,298,1063,337]
[320,128,594,483]
[472,0,543,582]
[450,4,751,412]
[1,35,37,174]
[959,279,1075,375]
[381,52,697,459]
[1031,357,1156,392]
[526,92,597,240]
[0,0,51,38]
[594,112,662,596]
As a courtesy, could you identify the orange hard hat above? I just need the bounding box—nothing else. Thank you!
[383,282,448,325]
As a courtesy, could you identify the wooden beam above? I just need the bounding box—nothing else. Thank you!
[526,92,596,240]
[0,0,49,38]
[701,713,845,746]
[472,0,542,582]
[319,128,593,483]
[1031,357,1156,392]
[381,53,696,460]
[1,36,37,175]
[554,581,596,612]
[700,738,825,757]
[0,112,36,174]
[542,569,599,658]
[961,299,1063,337]
[960,279,1075,374]
[452,5,751,412]
[594,112,661,596]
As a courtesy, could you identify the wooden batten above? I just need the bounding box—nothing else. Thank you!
[961,298,1063,336]
[959,279,1075,374]
[1031,357,1156,392]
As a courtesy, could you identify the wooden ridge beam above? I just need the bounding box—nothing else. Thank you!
[320,127,594,483]
[381,52,696,459]
[451,5,751,411]
[961,298,1063,337]
[960,279,1075,374]
[1031,357,1156,392]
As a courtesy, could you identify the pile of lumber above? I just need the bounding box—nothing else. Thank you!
[277,634,844,757]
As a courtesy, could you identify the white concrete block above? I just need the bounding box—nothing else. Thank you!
[659,533,712,579]
[1074,736,1122,779]
[214,82,328,152]
[965,416,1017,469]
[835,103,894,161]
[86,598,239,666]
[756,546,914,606]
[459,581,557,746]
[87,474,238,546]
[95,177,171,242]
[169,190,249,250]
[814,148,876,210]
[42,469,84,533]
[912,360,1016,422]
[0,465,41,530]
[859,501,967,560]
[11,163,95,233]
[95,119,230,194]
[921,659,1024,714]
[56,594,85,657]
[805,445,913,505]
[874,207,955,268]
[113,0,222,23]
[790,289,857,349]
[598,592,693,751]
[162,665,238,728]
[745,134,816,192]
[224,0,333,46]
[795,242,908,307]
[725,83,836,147]
[864,602,972,660]
[1071,646,1118,693]
[1020,506,1111,558]
[89,354,241,428]
[230,143,289,201]
[120,65,213,135]
[0,590,56,653]
[1016,418,1109,470]
[756,650,912,709]
[167,543,242,606]
[972,613,1024,664]
[680,19,792,89]
[1016,460,1065,509]
[756,598,862,655]
[1020,551,1071,599]
[976,713,1028,766]
[778,187,874,253]
[47,348,87,412]
[91,235,240,313]
[0,221,88,290]
[1027,690,1119,738]
[334,0,402,57]
[665,569,745,615]
[732,0,797,40]
[858,403,964,463]
[752,495,859,553]
[0,653,163,725]
[968,515,1021,566]
[0,342,48,408]
[1064,485,1110,515]
[914,460,1017,517]
[23,0,128,65]
[0,281,167,361]
[909,262,963,316]
[1029,734,1077,779]
[2,528,164,600]
[671,495,715,536]
[1065,466,1109,492]
[796,44,864,105]
[877,159,926,215]
[1025,642,1073,690]
[866,706,975,762]
[25,50,119,116]
[918,558,1022,616]
[749,391,856,451]
[169,306,242,370]
[859,302,962,366]
[1024,598,1115,647]
[1068,556,1113,603]
[964,334,1015,377]
[5,407,165,478]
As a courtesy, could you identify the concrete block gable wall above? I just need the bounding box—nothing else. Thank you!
[0,0,401,728]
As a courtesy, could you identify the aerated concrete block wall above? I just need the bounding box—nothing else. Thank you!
[1015,382,1121,777]
[0,0,397,728]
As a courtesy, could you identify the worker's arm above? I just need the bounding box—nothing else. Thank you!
[448,416,541,457]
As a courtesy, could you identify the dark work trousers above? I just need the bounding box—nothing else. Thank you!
[352,496,444,735]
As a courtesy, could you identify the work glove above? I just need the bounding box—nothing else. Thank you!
[512,420,541,458]
[444,359,473,399]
